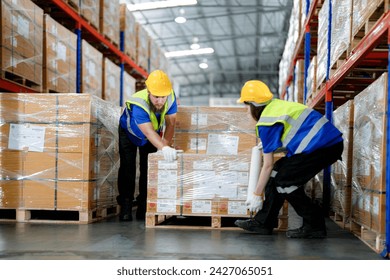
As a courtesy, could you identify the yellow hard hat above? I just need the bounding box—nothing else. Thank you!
[145,70,173,97]
[237,80,273,104]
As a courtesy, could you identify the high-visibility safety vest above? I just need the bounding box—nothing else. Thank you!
[121,89,175,144]
[256,99,341,155]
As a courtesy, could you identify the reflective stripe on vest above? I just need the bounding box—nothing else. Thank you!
[257,99,328,154]
[123,105,141,139]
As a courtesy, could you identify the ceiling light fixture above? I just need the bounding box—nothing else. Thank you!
[175,16,187,23]
[126,0,197,12]
[190,37,200,50]
[175,8,186,24]
[165,47,214,58]
[199,59,208,69]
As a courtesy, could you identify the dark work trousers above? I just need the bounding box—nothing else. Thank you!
[117,126,157,210]
[254,141,344,230]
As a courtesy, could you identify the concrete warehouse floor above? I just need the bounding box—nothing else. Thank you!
[0,206,384,260]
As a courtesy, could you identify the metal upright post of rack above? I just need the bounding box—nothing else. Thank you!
[383,25,390,259]
[119,31,125,107]
[322,0,333,216]
[303,0,311,104]
[75,22,82,93]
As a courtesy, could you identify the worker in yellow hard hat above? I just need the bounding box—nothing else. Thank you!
[235,80,344,238]
[117,69,178,221]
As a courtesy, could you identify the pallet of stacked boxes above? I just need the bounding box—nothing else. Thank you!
[136,23,150,73]
[81,39,103,98]
[80,0,100,30]
[351,73,387,253]
[350,0,389,52]
[119,3,137,62]
[43,14,77,93]
[146,106,288,230]
[0,93,121,224]
[331,100,354,229]
[102,57,121,105]
[0,0,43,92]
[316,0,329,94]
[99,0,120,48]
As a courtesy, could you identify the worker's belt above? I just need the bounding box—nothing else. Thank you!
[276,185,298,194]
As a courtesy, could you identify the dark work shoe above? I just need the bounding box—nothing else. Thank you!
[119,211,133,221]
[135,205,146,220]
[234,219,273,235]
[118,198,132,222]
[286,226,327,239]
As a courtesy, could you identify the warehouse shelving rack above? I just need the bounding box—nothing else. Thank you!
[281,0,390,258]
[0,0,148,106]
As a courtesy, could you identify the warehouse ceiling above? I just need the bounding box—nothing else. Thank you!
[121,0,293,104]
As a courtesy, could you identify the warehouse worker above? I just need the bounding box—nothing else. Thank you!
[234,80,343,238]
[117,70,178,221]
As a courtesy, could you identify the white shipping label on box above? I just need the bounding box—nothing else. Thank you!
[228,201,248,215]
[229,161,249,171]
[364,194,370,212]
[158,160,178,170]
[193,160,213,170]
[237,186,248,200]
[372,196,379,215]
[16,15,30,38]
[193,185,215,199]
[8,124,45,152]
[57,42,67,61]
[191,113,207,126]
[207,134,239,155]
[214,184,238,199]
[157,184,178,199]
[157,200,177,213]
[193,176,217,199]
[219,171,239,185]
[190,138,207,150]
[237,171,249,185]
[86,60,96,76]
[158,170,178,186]
[192,200,212,214]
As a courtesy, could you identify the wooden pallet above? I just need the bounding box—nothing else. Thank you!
[331,212,350,230]
[0,205,119,224]
[350,220,386,254]
[145,213,289,231]
[1,71,42,92]
[64,0,80,13]
[349,0,389,53]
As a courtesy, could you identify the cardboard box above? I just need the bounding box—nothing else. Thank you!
[0,0,43,87]
[43,15,77,93]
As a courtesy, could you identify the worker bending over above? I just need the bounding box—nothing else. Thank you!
[117,70,178,221]
[235,80,343,238]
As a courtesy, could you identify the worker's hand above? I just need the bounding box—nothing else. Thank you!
[246,193,263,213]
[162,146,177,162]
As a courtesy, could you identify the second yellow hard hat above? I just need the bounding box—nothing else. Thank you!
[237,80,273,104]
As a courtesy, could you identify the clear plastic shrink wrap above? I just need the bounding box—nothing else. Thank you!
[0,93,121,213]
[351,73,387,234]
[147,106,289,228]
